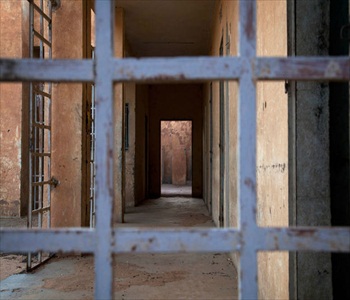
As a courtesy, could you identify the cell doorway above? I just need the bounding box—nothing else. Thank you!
[160,121,192,197]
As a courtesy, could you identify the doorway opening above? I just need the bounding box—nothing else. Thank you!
[160,121,192,197]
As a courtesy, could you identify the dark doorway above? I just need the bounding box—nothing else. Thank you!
[160,121,192,197]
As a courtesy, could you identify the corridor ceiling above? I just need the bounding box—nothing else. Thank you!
[114,0,216,57]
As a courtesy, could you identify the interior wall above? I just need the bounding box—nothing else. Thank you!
[205,1,288,299]
[124,83,136,208]
[0,0,27,217]
[51,0,84,227]
[135,84,149,205]
[148,84,203,198]
[295,0,333,298]
[256,1,288,299]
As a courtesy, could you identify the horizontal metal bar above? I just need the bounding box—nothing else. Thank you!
[0,59,94,82]
[32,206,50,214]
[112,228,242,253]
[0,229,95,253]
[1,227,349,254]
[261,227,350,252]
[32,2,51,22]
[31,152,51,157]
[33,88,51,98]
[256,57,350,80]
[33,30,52,47]
[2,57,349,83]
[112,56,243,82]
[32,180,51,186]
[32,123,51,129]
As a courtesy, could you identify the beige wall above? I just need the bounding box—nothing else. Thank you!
[148,84,203,198]
[0,0,28,217]
[205,1,288,299]
[256,1,288,299]
[124,83,136,208]
[50,0,84,227]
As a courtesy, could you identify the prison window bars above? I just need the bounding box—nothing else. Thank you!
[0,1,349,299]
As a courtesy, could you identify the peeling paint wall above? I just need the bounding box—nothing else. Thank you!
[0,0,27,217]
[161,121,192,185]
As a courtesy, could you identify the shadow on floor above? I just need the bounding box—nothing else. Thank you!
[1,197,238,299]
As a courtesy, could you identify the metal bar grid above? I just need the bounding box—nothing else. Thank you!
[27,0,53,270]
[0,0,349,299]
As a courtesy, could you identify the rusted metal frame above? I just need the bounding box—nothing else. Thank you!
[238,1,258,299]
[94,1,115,299]
[32,123,50,130]
[112,228,241,254]
[27,0,35,270]
[33,88,51,98]
[33,30,52,48]
[1,56,349,83]
[31,152,50,157]
[111,56,243,82]
[261,227,350,252]
[0,229,95,253]
[1,226,348,254]
[32,206,50,214]
[0,59,94,82]
[255,57,350,80]
[32,1,51,22]
[32,180,51,187]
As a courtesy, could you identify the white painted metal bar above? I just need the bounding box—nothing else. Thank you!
[1,227,349,254]
[93,1,115,299]
[255,57,350,80]
[112,56,243,82]
[238,1,258,299]
[112,228,242,253]
[0,229,95,253]
[2,56,348,83]
[0,59,94,82]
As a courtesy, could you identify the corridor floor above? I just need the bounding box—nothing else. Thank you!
[0,197,238,299]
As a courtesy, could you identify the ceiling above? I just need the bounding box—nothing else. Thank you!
[114,0,216,57]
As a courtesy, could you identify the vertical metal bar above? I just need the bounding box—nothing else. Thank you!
[27,0,34,271]
[94,1,115,299]
[287,0,297,299]
[238,0,258,299]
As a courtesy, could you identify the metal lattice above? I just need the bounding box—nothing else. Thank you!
[0,1,349,299]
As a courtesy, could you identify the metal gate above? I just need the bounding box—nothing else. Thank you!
[27,0,54,270]
[0,1,349,299]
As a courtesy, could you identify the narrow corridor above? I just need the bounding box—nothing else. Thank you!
[1,197,238,299]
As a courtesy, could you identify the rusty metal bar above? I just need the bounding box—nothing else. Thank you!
[1,227,349,254]
[255,57,350,80]
[1,56,349,83]
[33,30,52,47]
[0,229,95,253]
[93,0,115,299]
[0,59,94,82]
[238,1,258,299]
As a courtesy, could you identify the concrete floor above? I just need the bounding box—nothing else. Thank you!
[161,184,192,197]
[0,197,238,299]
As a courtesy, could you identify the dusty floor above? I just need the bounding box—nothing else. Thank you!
[1,197,238,299]
[161,184,192,197]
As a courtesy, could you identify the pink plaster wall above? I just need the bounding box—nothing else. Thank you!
[161,121,192,185]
